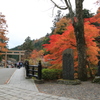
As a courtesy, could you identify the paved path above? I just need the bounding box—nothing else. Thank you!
[0,67,78,100]
[0,68,16,84]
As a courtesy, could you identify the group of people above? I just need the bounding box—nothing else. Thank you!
[15,61,24,68]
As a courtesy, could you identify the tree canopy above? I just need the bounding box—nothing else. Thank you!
[0,12,8,52]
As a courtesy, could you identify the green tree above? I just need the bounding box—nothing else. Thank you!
[83,9,94,18]
[51,10,62,34]
[22,36,33,59]
[22,36,33,51]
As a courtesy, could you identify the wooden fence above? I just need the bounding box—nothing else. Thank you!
[25,61,42,80]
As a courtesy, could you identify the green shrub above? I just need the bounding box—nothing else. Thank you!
[42,69,62,80]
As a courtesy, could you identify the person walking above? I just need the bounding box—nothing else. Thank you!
[17,61,20,69]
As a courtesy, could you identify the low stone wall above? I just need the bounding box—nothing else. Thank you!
[57,79,81,85]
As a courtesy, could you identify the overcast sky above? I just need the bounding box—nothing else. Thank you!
[0,0,99,49]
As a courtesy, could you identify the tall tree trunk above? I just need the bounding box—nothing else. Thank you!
[73,0,87,81]
[87,61,94,79]
[50,0,88,81]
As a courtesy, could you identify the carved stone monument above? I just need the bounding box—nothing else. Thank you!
[62,48,74,80]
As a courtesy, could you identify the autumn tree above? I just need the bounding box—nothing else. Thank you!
[50,0,88,81]
[52,9,93,35]
[0,12,8,53]
[97,7,100,13]
[43,21,99,75]
[88,7,100,51]
[51,10,62,34]
[53,17,71,35]
[30,50,44,64]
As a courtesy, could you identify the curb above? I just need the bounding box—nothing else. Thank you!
[6,69,17,84]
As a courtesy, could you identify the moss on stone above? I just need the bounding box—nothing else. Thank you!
[57,79,81,85]
[34,79,44,84]
[92,76,100,83]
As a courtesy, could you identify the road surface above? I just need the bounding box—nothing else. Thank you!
[0,68,16,84]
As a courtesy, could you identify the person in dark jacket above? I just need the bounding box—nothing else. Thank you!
[24,60,29,77]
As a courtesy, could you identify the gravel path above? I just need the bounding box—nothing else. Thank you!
[36,81,100,100]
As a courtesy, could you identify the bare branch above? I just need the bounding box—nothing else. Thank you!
[64,0,75,24]
[82,0,84,3]
[68,0,72,8]
[64,0,70,8]
[50,0,75,25]
[52,6,56,17]
[51,0,68,10]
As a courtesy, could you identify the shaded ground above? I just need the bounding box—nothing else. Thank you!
[36,81,100,100]
[0,68,16,84]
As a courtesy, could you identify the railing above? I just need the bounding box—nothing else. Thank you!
[25,61,42,80]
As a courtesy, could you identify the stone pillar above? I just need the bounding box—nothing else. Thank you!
[19,52,21,61]
[62,48,74,80]
[4,52,7,68]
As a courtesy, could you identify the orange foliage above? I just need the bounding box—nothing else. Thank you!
[53,17,71,34]
[89,13,100,23]
[0,12,8,52]
[97,7,100,13]
[30,50,44,64]
[30,50,44,59]
[43,22,100,69]
[84,8,100,24]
